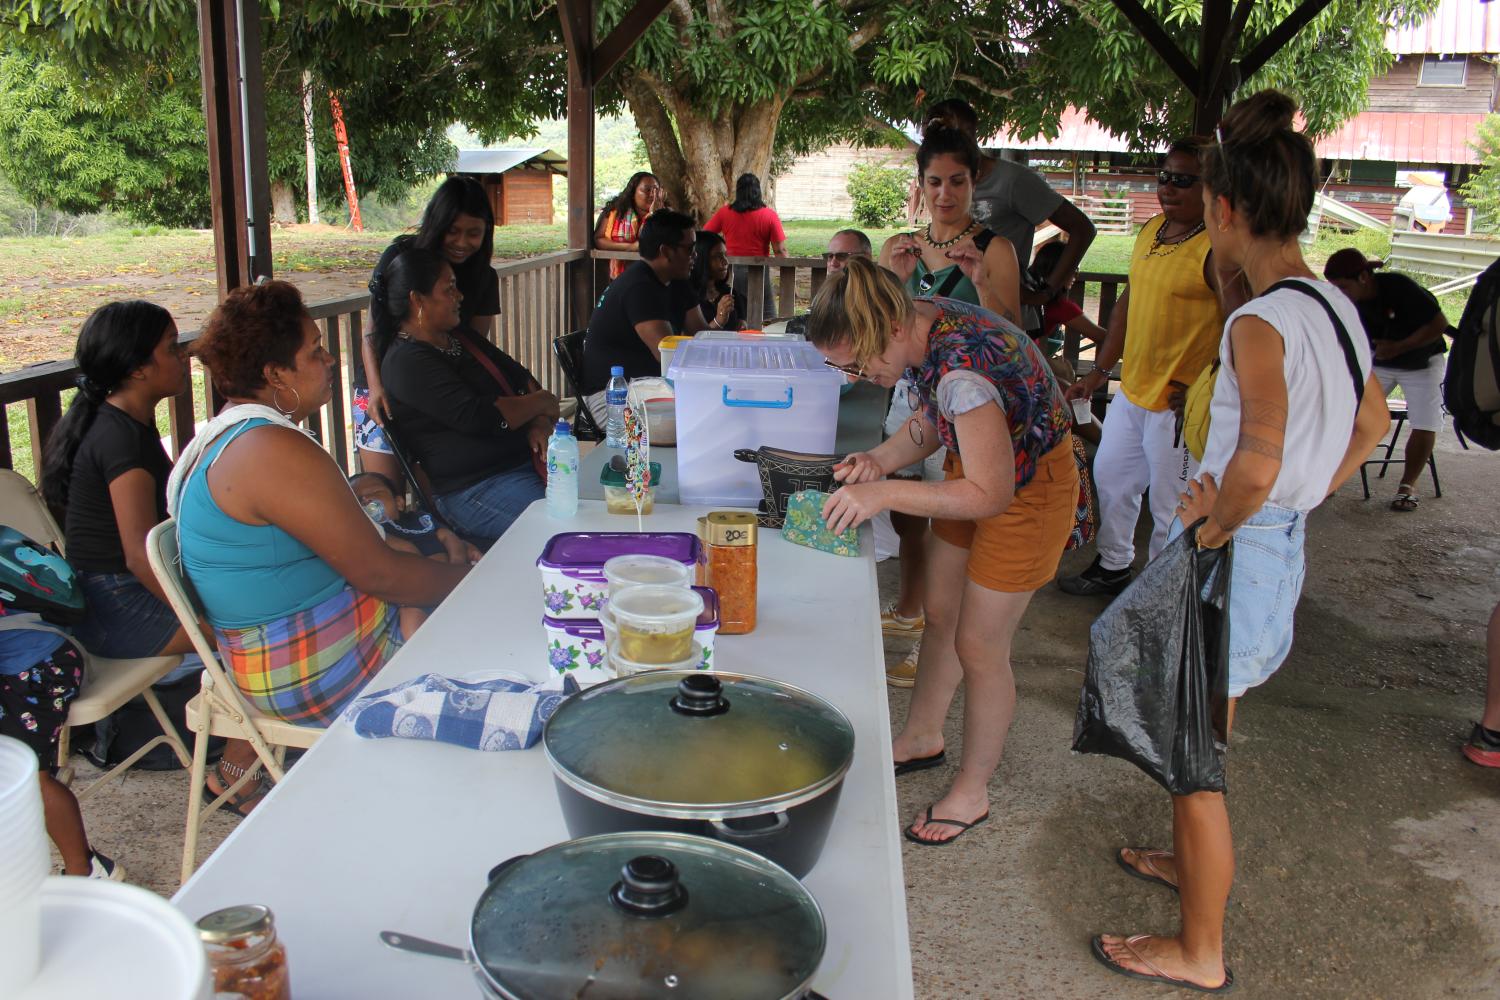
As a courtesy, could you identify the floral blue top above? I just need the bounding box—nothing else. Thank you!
[910,297,1071,490]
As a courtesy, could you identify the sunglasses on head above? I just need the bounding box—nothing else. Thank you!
[1157,170,1200,189]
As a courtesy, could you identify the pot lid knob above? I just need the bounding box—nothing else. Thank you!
[610,855,689,917]
[670,674,729,717]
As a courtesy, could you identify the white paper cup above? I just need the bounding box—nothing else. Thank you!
[1069,397,1092,425]
[0,737,46,995]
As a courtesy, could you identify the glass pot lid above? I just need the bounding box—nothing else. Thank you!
[543,671,855,818]
[470,832,825,1000]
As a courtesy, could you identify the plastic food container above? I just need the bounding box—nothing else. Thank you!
[599,461,662,515]
[542,617,615,688]
[602,553,693,597]
[537,533,702,621]
[607,640,704,677]
[668,339,843,507]
[604,587,719,670]
[608,585,704,664]
[657,335,693,377]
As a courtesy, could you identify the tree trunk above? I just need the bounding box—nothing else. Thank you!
[621,69,784,224]
[270,181,298,225]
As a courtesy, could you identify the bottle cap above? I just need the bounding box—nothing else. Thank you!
[555,420,571,435]
[705,511,757,546]
[611,365,624,376]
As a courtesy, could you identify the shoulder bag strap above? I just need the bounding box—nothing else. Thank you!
[1265,279,1366,407]
[453,329,521,398]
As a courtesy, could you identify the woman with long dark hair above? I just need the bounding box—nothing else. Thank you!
[689,230,745,330]
[357,177,499,483]
[594,171,663,280]
[379,248,557,546]
[1091,90,1390,993]
[704,172,787,321]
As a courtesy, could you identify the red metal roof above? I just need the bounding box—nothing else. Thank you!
[1315,111,1486,165]
[984,108,1166,154]
[1386,0,1500,55]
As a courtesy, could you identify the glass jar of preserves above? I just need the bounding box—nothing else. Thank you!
[197,904,291,1000]
[704,511,757,634]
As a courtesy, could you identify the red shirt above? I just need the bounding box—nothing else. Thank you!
[1041,296,1082,333]
[703,205,786,257]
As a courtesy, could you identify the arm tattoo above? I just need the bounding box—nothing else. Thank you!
[1239,397,1287,432]
[1236,432,1283,460]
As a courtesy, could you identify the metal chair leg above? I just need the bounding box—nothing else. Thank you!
[1429,455,1441,499]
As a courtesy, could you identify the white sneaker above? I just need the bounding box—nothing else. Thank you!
[87,851,125,881]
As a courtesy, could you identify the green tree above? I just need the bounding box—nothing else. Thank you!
[847,165,907,228]
[1460,114,1500,230]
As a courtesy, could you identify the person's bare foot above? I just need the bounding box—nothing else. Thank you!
[905,787,989,845]
[1095,933,1229,991]
[1118,846,1178,890]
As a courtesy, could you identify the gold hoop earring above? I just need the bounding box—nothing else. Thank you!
[271,384,301,416]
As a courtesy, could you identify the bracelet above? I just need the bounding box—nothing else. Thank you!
[1089,364,1111,378]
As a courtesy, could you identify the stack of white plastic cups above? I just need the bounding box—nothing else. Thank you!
[0,735,49,994]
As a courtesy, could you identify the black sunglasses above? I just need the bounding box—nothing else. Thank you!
[1157,170,1200,189]
[822,251,868,263]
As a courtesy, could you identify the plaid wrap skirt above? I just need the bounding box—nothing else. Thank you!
[215,587,402,726]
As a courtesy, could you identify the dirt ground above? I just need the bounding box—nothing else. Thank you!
[57,430,1499,998]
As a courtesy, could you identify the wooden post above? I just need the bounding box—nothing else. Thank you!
[559,0,597,334]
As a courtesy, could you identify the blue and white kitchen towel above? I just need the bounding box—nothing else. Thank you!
[343,673,577,751]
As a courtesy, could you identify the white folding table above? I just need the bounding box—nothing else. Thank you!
[173,500,913,999]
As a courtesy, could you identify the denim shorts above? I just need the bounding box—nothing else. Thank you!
[75,571,185,660]
[353,387,393,455]
[1170,504,1306,699]
[435,465,546,546]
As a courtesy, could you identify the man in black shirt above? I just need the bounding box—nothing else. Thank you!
[582,209,700,422]
[1326,249,1450,512]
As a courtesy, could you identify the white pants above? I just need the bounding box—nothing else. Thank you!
[1374,355,1446,432]
[1094,393,1197,571]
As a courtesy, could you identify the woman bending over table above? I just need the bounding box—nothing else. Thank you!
[358,177,500,486]
[1091,91,1390,994]
[809,256,1077,846]
[173,281,469,737]
[379,248,558,546]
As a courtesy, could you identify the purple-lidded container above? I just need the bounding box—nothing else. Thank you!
[537,532,702,621]
[693,586,720,670]
[542,617,615,688]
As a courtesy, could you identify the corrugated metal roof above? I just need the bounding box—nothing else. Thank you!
[1386,0,1500,55]
[985,108,1166,154]
[452,148,567,175]
[1315,111,1486,165]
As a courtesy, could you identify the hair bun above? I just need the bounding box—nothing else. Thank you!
[1218,89,1298,145]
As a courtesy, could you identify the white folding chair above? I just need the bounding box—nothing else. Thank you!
[145,520,323,883]
[0,470,190,794]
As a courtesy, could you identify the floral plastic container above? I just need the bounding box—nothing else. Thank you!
[542,617,616,688]
[537,532,702,621]
[693,586,720,670]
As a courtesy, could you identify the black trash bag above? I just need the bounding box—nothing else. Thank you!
[1071,521,1232,796]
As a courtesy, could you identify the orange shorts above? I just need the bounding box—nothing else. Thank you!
[930,437,1079,593]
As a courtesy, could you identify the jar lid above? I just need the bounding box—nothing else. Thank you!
[470,832,824,1000]
[196,904,272,944]
[544,671,854,818]
[600,460,662,488]
[705,511,757,547]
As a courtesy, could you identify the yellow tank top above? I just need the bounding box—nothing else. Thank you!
[1120,215,1223,412]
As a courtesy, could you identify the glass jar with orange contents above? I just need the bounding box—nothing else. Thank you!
[704,511,757,634]
[197,904,291,1000]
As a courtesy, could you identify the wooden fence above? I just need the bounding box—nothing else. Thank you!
[0,248,1127,478]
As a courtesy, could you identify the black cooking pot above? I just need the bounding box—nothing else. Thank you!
[383,831,829,999]
[542,671,856,878]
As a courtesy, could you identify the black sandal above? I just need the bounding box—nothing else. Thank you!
[1391,487,1419,512]
[204,760,268,818]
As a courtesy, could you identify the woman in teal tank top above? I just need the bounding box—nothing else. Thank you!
[178,282,470,741]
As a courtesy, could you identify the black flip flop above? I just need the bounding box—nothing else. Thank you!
[902,805,989,846]
[202,775,266,819]
[1115,847,1179,894]
[893,749,945,776]
[1090,935,1235,994]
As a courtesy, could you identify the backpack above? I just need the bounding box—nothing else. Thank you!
[1442,258,1500,450]
[0,525,85,625]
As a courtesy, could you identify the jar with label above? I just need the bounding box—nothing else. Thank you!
[197,904,291,1000]
[704,511,757,634]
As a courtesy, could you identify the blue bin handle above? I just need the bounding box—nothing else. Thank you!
[721,385,794,409]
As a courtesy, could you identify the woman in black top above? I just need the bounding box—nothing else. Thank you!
[358,177,501,483]
[690,231,745,331]
[41,301,198,661]
[378,249,558,546]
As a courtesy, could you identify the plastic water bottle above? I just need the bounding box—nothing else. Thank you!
[605,366,628,448]
[545,420,579,517]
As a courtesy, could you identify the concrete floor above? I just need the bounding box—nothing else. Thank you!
[59,431,1499,998]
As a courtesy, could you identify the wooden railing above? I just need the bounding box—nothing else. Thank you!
[0,250,587,478]
[0,249,1126,479]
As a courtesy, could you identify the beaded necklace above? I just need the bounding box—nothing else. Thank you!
[1145,219,1205,258]
[921,219,978,249]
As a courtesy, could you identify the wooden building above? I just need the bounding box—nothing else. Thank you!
[451,149,567,226]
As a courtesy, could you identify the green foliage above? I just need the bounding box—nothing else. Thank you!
[1460,114,1500,231]
[846,165,908,228]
